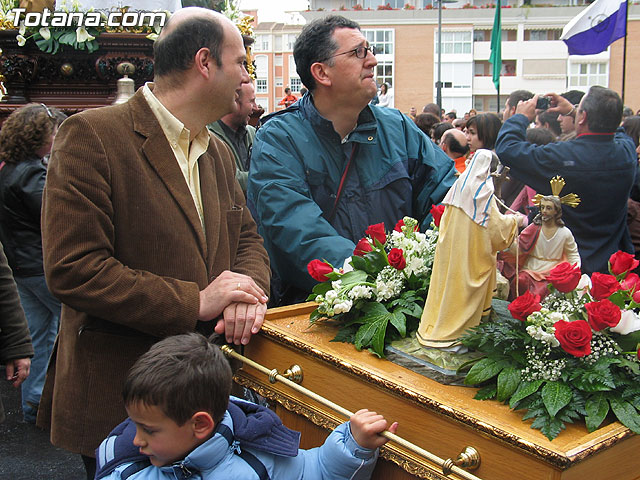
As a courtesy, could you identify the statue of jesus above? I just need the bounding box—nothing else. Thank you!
[504,195,580,300]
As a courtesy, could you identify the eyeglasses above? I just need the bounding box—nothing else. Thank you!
[322,45,377,62]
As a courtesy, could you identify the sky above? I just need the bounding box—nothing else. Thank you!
[238,0,309,23]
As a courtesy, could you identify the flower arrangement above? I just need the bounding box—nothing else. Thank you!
[306,208,444,357]
[461,251,640,440]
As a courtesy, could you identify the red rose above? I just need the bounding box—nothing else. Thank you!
[545,262,581,293]
[307,259,333,282]
[585,299,622,331]
[365,223,386,245]
[387,248,406,270]
[554,320,592,357]
[609,250,639,276]
[353,238,373,256]
[634,290,640,304]
[590,272,622,301]
[507,290,542,321]
[637,347,640,361]
[621,273,640,293]
[430,204,445,227]
[394,219,419,233]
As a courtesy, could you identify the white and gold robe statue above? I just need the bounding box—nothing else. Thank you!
[417,149,519,348]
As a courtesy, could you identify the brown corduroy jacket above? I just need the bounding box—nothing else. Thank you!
[37,89,270,456]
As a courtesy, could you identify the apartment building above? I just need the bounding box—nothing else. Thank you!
[249,1,640,115]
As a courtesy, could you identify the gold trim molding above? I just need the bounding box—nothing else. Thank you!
[235,372,452,480]
[257,314,634,470]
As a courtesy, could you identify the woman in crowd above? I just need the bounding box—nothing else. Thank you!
[377,82,393,108]
[0,103,65,423]
[464,112,502,154]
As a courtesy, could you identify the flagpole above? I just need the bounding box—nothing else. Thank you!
[621,0,628,104]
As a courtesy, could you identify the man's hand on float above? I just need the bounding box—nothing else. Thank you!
[198,270,268,323]
[216,302,268,345]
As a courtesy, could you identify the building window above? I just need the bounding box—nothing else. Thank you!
[256,79,267,94]
[436,31,472,54]
[286,34,297,51]
[290,78,302,92]
[569,62,608,88]
[441,62,472,89]
[473,30,516,42]
[524,29,562,41]
[255,55,268,94]
[363,28,394,88]
[254,34,271,52]
[275,54,283,67]
[474,60,515,76]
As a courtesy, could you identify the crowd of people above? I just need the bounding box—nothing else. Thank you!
[0,8,638,480]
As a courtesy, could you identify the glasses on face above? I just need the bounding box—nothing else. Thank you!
[322,45,377,62]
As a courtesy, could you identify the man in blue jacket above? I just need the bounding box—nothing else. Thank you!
[248,15,456,303]
[495,86,637,275]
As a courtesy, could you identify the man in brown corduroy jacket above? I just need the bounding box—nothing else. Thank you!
[38,8,270,478]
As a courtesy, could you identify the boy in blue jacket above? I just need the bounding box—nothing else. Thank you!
[95,333,397,480]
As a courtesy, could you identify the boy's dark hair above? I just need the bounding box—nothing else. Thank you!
[526,127,556,146]
[560,89,585,106]
[506,90,533,110]
[414,113,441,137]
[432,121,453,143]
[123,333,232,426]
[293,15,360,92]
[536,110,561,137]
[153,16,224,78]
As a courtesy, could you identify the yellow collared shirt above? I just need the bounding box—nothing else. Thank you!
[142,83,209,232]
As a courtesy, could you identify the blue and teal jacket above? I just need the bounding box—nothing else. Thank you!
[248,93,456,293]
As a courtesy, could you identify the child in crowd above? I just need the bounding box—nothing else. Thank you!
[95,333,397,480]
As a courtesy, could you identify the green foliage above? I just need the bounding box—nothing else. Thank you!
[461,314,640,440]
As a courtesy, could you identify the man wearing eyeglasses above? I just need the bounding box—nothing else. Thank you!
[248,15,456,305]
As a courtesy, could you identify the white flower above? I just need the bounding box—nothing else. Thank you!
[331,280,342,290]
[611,309,640,335]
[39,27,50,40]
[76,26,95,43]
[348,285,373,300]
[325,290,338,302]
[341,257,354,273]
[576,274,592,296]
[548,311,566,323]
[333,300,353,315]
[18,22,25,35]
[16,34,26,46]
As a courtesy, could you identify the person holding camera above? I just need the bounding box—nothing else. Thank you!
[495,86,637,275]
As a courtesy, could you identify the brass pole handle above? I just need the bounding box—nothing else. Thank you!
[221,345,483,480]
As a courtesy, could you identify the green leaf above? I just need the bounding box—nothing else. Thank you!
[612,330,640,352]
[350,255,368,272]
[464,357,506,385]
[340,269,368,285]
[609,397,640,434]
[510,380,544,408]
[497,367,521,403]
[541,381,573,417]
[531,413,565,441]
[389,311,406,337]
[585,393,609,432]
[58,31,77,46]
[354,303,390,357]
[474,384,497,400]
[309,281,332,297]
